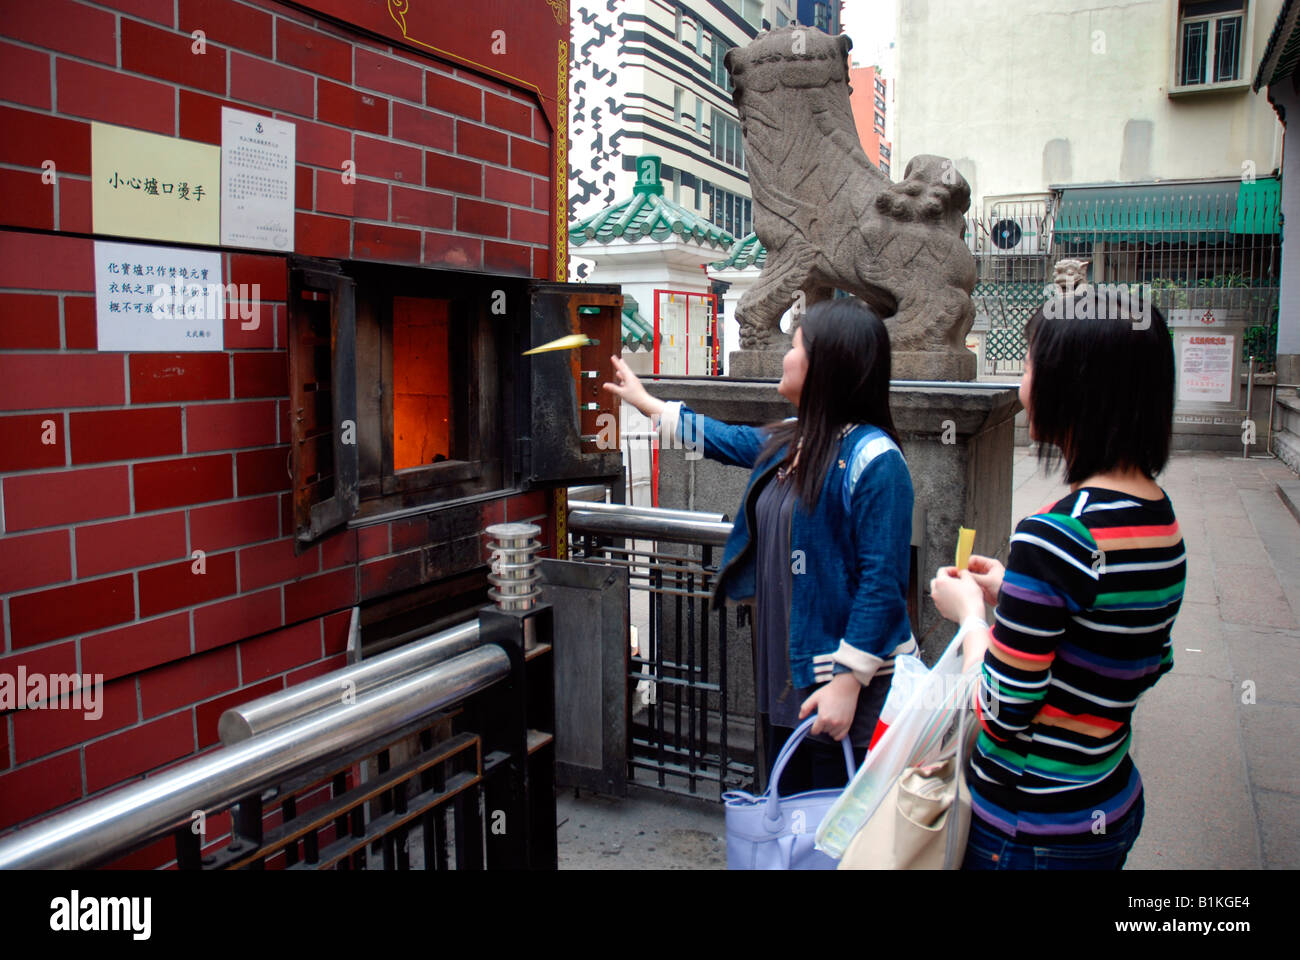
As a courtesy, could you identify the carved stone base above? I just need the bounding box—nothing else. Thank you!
[728,349,787,378]
[731,347,976,382]
[892,349,976,383]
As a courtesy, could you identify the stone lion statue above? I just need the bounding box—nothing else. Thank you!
[1051,259,1091,294]
[725,27,977,380]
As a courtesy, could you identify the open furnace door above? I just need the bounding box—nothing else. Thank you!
[520,282,625,489]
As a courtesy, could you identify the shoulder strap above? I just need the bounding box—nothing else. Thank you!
[841,427,902,513]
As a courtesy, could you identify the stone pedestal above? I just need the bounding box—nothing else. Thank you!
[730,346,977,381]
[728,348,788,379]
[893,349,977,382]
[653,378,1020,671]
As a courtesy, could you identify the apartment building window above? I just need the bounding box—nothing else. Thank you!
[875,111,886,134]
[814,2,830,30]
[675,8,683,42]
[703,184,753,237]
[711,35,734,91]
[695,96,703,134]
[674,86,683,124]
[1176,1,1246,87]
[880,161,891,177]
[875,95,886,112]
[711,109,745,170]
[880,144,891,161]
[731,0,763,28]
[875,78,886,95]
[696,21,705,55]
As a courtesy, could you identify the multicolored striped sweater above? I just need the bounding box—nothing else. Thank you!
[968,486,1185,842]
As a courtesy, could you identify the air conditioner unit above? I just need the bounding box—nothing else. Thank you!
[986,215,1046,256]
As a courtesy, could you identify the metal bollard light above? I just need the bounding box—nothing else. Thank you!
[484,522,542,612]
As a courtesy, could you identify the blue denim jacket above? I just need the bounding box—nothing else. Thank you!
[660,402,916,690]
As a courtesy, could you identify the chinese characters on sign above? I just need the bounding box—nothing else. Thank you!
[94,241,224,351]
[221,107,295,251]
[1177,333,1234,404]
[91,123,221,245]
[105,173,207,202]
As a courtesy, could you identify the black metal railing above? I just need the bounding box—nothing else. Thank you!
[567,502,754,800]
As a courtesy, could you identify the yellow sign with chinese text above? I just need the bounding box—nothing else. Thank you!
[92,122,220,246]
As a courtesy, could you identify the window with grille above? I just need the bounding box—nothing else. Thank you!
[1176,0,1246,87]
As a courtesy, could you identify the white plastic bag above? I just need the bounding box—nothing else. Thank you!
[815,624,978,859]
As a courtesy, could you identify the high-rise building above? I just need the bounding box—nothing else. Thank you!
[795,0,839,34]
[849,65,892,178]
[568,0,797,277]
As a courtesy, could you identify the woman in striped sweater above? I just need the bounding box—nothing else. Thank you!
[930,285,1184,869]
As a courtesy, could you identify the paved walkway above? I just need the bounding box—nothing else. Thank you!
[559,449,1300,869]
[1010,448,1299,870]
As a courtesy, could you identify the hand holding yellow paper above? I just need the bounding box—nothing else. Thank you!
[955,527,976,572]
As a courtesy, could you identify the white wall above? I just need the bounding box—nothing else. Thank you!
[1274,83,1300,360]
[894,0,1284,204]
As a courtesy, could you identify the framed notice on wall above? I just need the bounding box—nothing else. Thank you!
[91,123,220,246]
[221,107,296,251]
[93,240,224,352]
[1177,332,1234,405]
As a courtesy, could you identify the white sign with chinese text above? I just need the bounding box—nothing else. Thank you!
[1177,332,1235,404]
[221,107,295,251]
[94,240,224,351]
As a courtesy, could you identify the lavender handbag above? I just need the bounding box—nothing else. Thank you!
[722,716,857,870]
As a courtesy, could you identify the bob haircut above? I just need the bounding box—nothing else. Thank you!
[1023,286,1175,484]
[761,297,900,509]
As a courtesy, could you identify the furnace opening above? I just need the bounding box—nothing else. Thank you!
[392,296,454,472]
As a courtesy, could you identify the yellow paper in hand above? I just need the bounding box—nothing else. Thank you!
[955,527,976,572]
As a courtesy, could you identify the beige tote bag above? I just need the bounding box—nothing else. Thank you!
[838,702,977,870]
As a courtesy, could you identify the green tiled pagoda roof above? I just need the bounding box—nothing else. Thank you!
[570,189,735,249]
[621,296,656,352]
[710,232,766,270]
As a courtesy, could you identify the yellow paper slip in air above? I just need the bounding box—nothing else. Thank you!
[955,527,976,572]
[522,334,595,355]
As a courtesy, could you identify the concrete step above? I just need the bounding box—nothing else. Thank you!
[1277,471,1300,524]
[1273,428,1300,477]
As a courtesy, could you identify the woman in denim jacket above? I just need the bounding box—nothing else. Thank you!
[604,298,915,792]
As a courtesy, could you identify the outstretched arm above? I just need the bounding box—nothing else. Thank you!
[603,355,771,469]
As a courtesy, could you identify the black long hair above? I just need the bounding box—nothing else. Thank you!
[760,298,900,509]
[1024,286,1175,484]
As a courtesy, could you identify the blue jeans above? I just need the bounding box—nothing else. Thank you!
[961,793,1144,870]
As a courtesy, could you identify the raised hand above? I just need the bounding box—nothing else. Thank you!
[602,354,665,418]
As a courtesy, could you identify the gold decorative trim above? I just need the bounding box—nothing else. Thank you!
[546,0,566,25]
[555,38,568,281]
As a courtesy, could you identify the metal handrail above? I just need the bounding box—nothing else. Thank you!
[0,646,510,870]
[567,507,732,547]
[218,620,480,743]
[568,499,728,525]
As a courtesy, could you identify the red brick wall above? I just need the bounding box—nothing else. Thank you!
[0,0,561,835]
